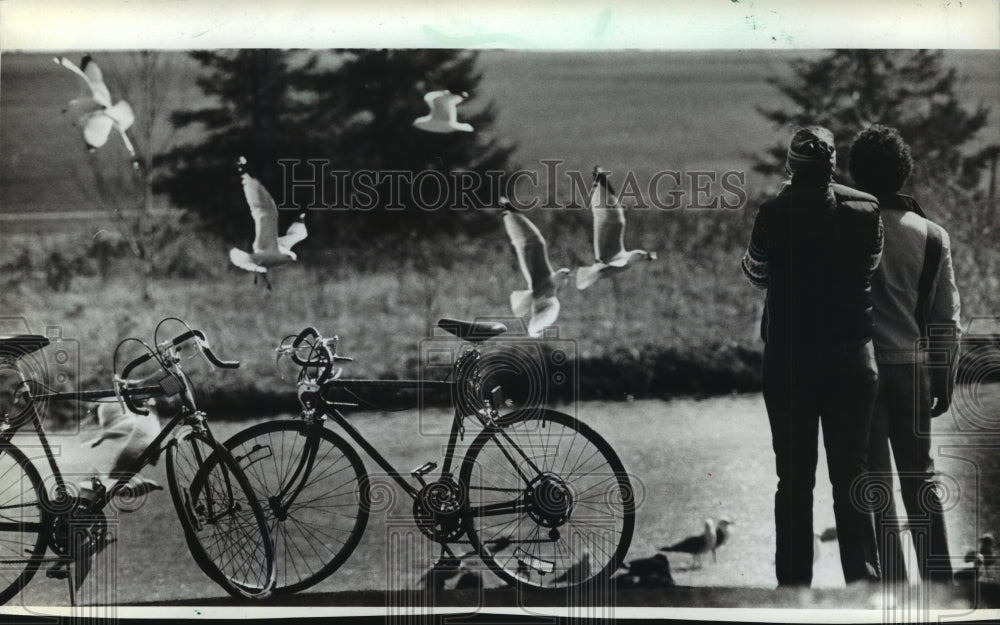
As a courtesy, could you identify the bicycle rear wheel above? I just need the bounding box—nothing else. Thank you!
[460,409,635,590]
[223,420,370,594]
[0,443,50,605]
[166,429,275,598]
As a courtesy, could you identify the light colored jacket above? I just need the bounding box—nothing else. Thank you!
[871,202,961,365]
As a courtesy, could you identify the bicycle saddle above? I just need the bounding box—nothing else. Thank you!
[0,335,50,359]
[437,319,507,343]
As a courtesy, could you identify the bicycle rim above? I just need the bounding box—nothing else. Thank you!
[224,420,370,594]
[0,443,50,605]
[460,409,635,590]
[166,430,275,598]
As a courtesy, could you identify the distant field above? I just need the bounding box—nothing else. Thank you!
[2,50,998,219]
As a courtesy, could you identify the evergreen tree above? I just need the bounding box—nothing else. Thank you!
[155,50,310,242]
[295,49,515,236]
[755,50,994,190]
[156,49,515,245]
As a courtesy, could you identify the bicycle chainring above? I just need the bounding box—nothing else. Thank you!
[413,477,467,544]
[47,497,108,558]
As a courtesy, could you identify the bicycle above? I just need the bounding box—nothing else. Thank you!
[224,318,635,594]
[0,319,276,604]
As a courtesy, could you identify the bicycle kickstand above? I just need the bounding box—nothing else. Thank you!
[44,561,77,607]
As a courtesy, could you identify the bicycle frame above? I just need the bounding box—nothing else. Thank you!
[3,353,216,514]
[277,343,537,511]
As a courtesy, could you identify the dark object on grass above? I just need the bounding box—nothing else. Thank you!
[420,555,462,592]
[454,571,482,590]
[619,553,675,587]
[819,527,838,542]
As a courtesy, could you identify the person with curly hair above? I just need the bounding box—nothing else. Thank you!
[848,124,962,586]
[742,126,883,587]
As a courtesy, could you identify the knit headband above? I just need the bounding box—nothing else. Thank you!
[786,126,836,176]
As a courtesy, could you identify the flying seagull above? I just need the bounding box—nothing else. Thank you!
[713,518,734,563]
[413,90,473,133]
[660,519,717,569]
[229,157,308,290]
[576,167,657,290]
[82,400,164,508]
[502,198,571,338]
[54,55,137,163]
[88,399,161,480]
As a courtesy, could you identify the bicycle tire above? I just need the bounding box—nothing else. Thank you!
[460,408,635,591]
[166,429,275,598]
[223,420,370,594]
[0,442,51,605]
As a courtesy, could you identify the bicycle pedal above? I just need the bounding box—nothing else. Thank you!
[411,461,437,485]
[46,564,70,580]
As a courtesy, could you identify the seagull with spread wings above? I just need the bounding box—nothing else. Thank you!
[413,90,474,133]
[229,157,308,290]
[502,198,571,338]
[576,167,657,290]
[83,399,164,505]
[54,55,137,163]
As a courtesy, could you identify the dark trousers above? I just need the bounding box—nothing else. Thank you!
[868,363,952,585]
[763,339,882,586]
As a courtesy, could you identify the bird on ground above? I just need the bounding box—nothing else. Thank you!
[54,55,137,163]
[660,519,717,569]
[552,551,591,585]
[576,167,657,290]
[229,157,308,290]
[713,518,734,562]
[413,90,473,133]
[618,552,674,587]
[501,198,572,337]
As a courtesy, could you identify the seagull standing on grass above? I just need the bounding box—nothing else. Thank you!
[413,90,473,133]
[54,55,137,163]
[576,167,657,290]
[713,518,734,563]
[502,198,571,338]
[229,157,308,290]
[660,519,717,569]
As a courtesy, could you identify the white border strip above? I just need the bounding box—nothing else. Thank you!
[1,0,999,51]
[2,605,999,622]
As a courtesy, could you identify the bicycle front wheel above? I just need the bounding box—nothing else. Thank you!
[224,420,370,594]
[460,409,635,590]
[0,443,50,605]
[166,429,275,598]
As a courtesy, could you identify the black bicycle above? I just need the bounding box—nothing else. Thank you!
[0,319,275,604]
[224,318,635,594]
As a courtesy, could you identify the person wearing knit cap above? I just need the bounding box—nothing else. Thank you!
[742,125,884,587]
[849,125,961,587]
